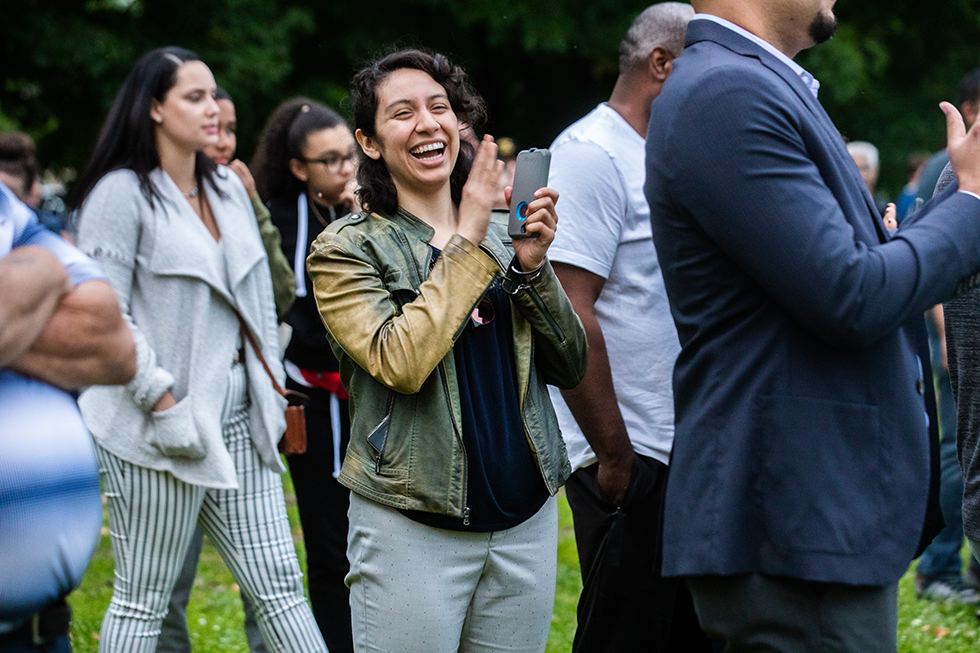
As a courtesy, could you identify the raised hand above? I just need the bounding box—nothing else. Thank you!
[228,159,259,201]
[456,134,503,246]
[942,101,980,196]
[882,203,897,230]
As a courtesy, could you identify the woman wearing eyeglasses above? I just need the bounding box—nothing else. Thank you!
[307,49,588,652]
[250,98,357,653]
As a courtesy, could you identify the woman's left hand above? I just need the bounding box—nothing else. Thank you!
[505,186,559,271]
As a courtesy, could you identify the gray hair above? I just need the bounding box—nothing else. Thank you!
[846,141,880,171]
[619,2,696,72]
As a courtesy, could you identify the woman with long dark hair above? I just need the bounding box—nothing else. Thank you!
[307,48,588,652]
[249,97,357,653]
[69,46,326,653]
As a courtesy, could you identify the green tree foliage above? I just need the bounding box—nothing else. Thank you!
[0,0,314,173]
[800,0,980,193]
[3,0,980,195]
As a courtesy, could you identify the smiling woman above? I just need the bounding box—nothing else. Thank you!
[307,48,589,653]
[66,46,326,653]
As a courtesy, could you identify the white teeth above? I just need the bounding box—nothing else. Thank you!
[411,143,444,155]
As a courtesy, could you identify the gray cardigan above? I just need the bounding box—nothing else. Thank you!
[77,168,286,489]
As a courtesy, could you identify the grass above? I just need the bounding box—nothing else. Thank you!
[67,475,978,653]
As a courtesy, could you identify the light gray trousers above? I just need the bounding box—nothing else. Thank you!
[346,492,558,653]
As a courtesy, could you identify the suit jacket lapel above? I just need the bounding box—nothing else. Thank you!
[686,20,889,244]
[757,54,889,243]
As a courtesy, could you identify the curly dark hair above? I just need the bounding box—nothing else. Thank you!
[250,98,346,202]
[350,48,487,216]
[68,46,223,212]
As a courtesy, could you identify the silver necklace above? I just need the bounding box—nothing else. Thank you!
[183,186,199,199]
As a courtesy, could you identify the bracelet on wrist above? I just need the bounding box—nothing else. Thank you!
[502,258,545,294]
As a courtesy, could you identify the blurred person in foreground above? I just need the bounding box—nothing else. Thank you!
[0,178,135,652]
[645,0,980,650]
[545,3,714,651]
[906,73,980,606]
[937,160,980,618]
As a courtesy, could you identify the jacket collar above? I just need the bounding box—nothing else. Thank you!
[691,16,820,98]
[686,19,820,111]
[151,168,267,301]
[392,206,510,269]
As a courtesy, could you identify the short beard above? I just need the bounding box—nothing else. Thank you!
[808,10,838,44]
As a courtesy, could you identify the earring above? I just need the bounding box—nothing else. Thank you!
[317,192,323,198]
[153,117,163,124]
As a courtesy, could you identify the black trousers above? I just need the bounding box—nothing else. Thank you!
[565,454,715,653]
[687,574,898,653]
[285,379,353,653]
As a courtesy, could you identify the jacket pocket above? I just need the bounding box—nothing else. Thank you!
[366,391,395,473]
[148,396,207,460]
[366,414,391,474]
[756,394,882,555]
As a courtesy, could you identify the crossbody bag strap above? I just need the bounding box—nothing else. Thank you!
[234,312,307,406]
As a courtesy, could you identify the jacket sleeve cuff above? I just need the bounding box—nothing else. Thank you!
[445,234,501,278]
[501,256,545,294]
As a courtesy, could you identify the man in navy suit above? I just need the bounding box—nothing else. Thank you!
[645,0,980,650]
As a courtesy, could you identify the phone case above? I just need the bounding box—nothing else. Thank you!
[508,148,551,238]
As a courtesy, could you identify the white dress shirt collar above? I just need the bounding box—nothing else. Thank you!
[692,14,821,99]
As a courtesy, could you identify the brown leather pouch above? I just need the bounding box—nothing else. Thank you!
[235,313,310,457]
[279,390,309,455]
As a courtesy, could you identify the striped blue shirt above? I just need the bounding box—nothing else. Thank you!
[0,181,105,622]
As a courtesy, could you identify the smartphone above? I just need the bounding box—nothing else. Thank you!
[508,148,551,239]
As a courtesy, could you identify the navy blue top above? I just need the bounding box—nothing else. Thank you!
[403,248,549,532]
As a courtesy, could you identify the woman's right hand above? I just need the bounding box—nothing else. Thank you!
[456,134,504,246]
[152,390,177,412]
[228,160,259,201]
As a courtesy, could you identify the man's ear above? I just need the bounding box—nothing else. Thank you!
[648,45,675,83]
[355,129,383,161]
[288,158,308,183]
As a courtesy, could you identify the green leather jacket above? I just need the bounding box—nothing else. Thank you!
[307,208,588,518]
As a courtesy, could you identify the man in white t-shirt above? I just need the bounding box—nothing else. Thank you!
[547,4,711,652]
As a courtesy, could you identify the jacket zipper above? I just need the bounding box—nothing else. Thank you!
[526,285,566,343]
[439,357,469,523]
[402,227,472,522]
[478,243,559,498]
[521,335,556,495]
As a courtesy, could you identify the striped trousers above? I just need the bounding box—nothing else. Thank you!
[95,363,327,653]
